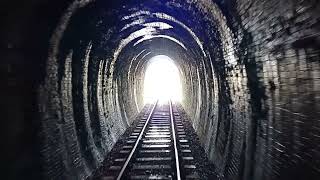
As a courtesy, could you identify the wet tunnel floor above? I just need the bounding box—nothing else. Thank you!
[90,103,218,180]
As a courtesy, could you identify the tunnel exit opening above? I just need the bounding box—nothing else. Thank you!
[143,55,182,104]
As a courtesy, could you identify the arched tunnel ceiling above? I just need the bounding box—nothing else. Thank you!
[3,0,318,179]
[41,1,237,179]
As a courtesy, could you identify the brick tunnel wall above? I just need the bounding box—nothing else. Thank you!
[202,0,320,179]
[1,0,319,180]
[244,0,320,179]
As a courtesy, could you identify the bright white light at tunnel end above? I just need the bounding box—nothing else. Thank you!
[143,55,182,105]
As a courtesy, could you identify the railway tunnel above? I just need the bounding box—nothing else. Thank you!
[1,0,320,179]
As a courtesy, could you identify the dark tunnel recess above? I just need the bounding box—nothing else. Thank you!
[2,0,319,179]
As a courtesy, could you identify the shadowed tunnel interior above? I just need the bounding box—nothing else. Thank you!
[1,0,320,179]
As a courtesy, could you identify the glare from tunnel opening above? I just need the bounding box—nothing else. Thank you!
[143,55,182,104]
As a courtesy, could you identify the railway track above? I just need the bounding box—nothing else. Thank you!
[102,101,198,180]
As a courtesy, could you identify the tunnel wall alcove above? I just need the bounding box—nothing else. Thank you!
[1,0,319,180]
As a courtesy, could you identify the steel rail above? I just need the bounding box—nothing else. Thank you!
[116,101,158,180]
[169,100,181,180]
